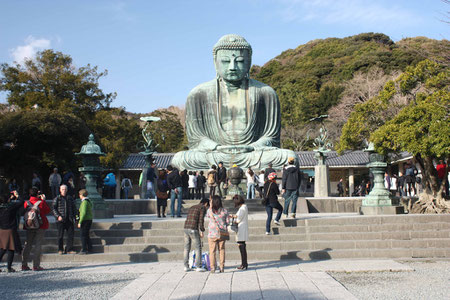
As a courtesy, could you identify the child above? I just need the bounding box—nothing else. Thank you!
[77,189,93,255]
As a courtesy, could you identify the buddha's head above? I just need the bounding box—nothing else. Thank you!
[213,34,252,83]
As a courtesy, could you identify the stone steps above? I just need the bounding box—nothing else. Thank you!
[16,214,450,262]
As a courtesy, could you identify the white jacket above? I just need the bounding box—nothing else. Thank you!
[235,204,249,242]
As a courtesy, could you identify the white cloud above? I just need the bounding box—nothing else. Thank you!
[277,0,420,28]
[10,36,51,64]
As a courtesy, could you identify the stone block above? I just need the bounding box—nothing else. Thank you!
[360,205,404,215]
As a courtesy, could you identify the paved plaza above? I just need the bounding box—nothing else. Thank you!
[4,259,449,300]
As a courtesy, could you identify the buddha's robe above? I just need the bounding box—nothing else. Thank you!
[171,78,297,170]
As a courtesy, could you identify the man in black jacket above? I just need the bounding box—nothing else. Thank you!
[167,165,183,218]
[52,185,78,254]
[282,157,301,218]
[217,162,227,198]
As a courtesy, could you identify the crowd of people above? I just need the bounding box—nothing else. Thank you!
[0,168,94,273]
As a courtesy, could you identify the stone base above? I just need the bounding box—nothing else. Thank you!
[93,209,114,219]
[314,165,330,197]
[360,206,405,215]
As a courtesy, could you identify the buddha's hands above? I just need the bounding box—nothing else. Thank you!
[216,145,254,154]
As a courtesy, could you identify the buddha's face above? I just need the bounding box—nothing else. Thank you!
[215,49,251,83]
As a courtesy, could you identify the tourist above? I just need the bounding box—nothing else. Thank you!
[103,172,117,199]
[217,162,227,197]
[121,176,133,199]
[207,165,218,197]
[264,163,276,181]
[337,179,344,197]
[79,172,87,190]
[390,174,398,196]
[31,173,41,191]
[282,157,301,218]
[49,168,61,199]
[183,198,209,272]
[207,195,229,273]
[0,194,23,272]
[229,195,248,270]
[196,171,206,199]
[52,185,77,254]
[397,172,405,197]
[384,172,391,190]
[256,170,265,198]
[245,167,256,200]
[22,187,50,271]
[77,189,93,255]
[436,160,449,196]
[167,165,183,218]
[156,170,169,218]
[188,171,197,199]
[181,170,189,199]
[405,161,417,197]
[264,172,282,235]
[63,171,74,185]
[8,178,19,194]
[67,177,76,199]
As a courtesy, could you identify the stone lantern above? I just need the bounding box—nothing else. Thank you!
[76,134,113,218]
[360,143,404,215]
[226,165,244,198]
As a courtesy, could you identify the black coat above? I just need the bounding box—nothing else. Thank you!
[52,195,77,223]
[264,181,280,204]
[167,169,183,189]
[282,165,301,191]
[217,167,227,183]
[0,201,23,230]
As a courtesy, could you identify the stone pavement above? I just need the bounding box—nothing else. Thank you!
[64,259,412,300]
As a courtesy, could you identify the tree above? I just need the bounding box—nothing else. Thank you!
[0,50,115,119]
[0,109,90,193]
[339,60,450,213]
[141,110,186,153]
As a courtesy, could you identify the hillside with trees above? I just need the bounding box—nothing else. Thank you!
[250,33,449,150]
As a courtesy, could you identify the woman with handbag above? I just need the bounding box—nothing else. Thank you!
[207,195,229,273]
[230,195,248,270]
[263,172,282,235]
[156,170,169,218]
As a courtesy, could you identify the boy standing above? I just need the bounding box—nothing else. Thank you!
[78,189,93,255]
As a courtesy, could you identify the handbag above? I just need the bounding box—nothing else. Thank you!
[261,182,272,206]
[229,217,238,233]
[210,210,230,241]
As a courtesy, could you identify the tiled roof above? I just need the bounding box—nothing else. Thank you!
[121,150,371,170]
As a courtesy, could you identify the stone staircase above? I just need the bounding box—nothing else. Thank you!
[17,214,450,263]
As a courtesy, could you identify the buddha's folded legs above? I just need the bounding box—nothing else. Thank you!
[171,148,298,170]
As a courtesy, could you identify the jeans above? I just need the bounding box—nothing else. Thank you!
[50,184,59,199]
[266,202,283,233]
[80,220,93,253]
[247,183,255,200]
[22,229,45,268]
[170,187,183,217]
[218,182,227,198]
[123,187,131,199]
[183,229,202,268]
[56,220,74,252]
[283,189,298,215]
[146,181,156,199]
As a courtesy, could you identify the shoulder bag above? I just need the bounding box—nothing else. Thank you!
[211,210,229,241]
[261,182,272,206]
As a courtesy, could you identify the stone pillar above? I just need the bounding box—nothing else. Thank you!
[349,169,354,196]
[314,164,330,197]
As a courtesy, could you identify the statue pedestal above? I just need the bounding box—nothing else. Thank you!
[314,164,330,197]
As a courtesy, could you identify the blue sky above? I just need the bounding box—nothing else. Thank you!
[0,0,448,113]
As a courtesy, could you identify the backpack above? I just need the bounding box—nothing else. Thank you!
[124,179,131,188]
[24,200,43,229]
[207,172,216,185]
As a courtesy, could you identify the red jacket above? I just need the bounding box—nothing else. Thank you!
[24,196,51,229]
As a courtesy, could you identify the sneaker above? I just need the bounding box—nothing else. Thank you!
[195,268,206,272]
[265,232,271,235]
[21,265,31,271]
[7,268,15,273]
[33,266,44,271]
[58,251,64,255]
[67,251,77,255]
[284,214,288,219]
[274,220,281,226]
[290,214,296,219]
[184,266,191,272]
[177,215,182,218]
